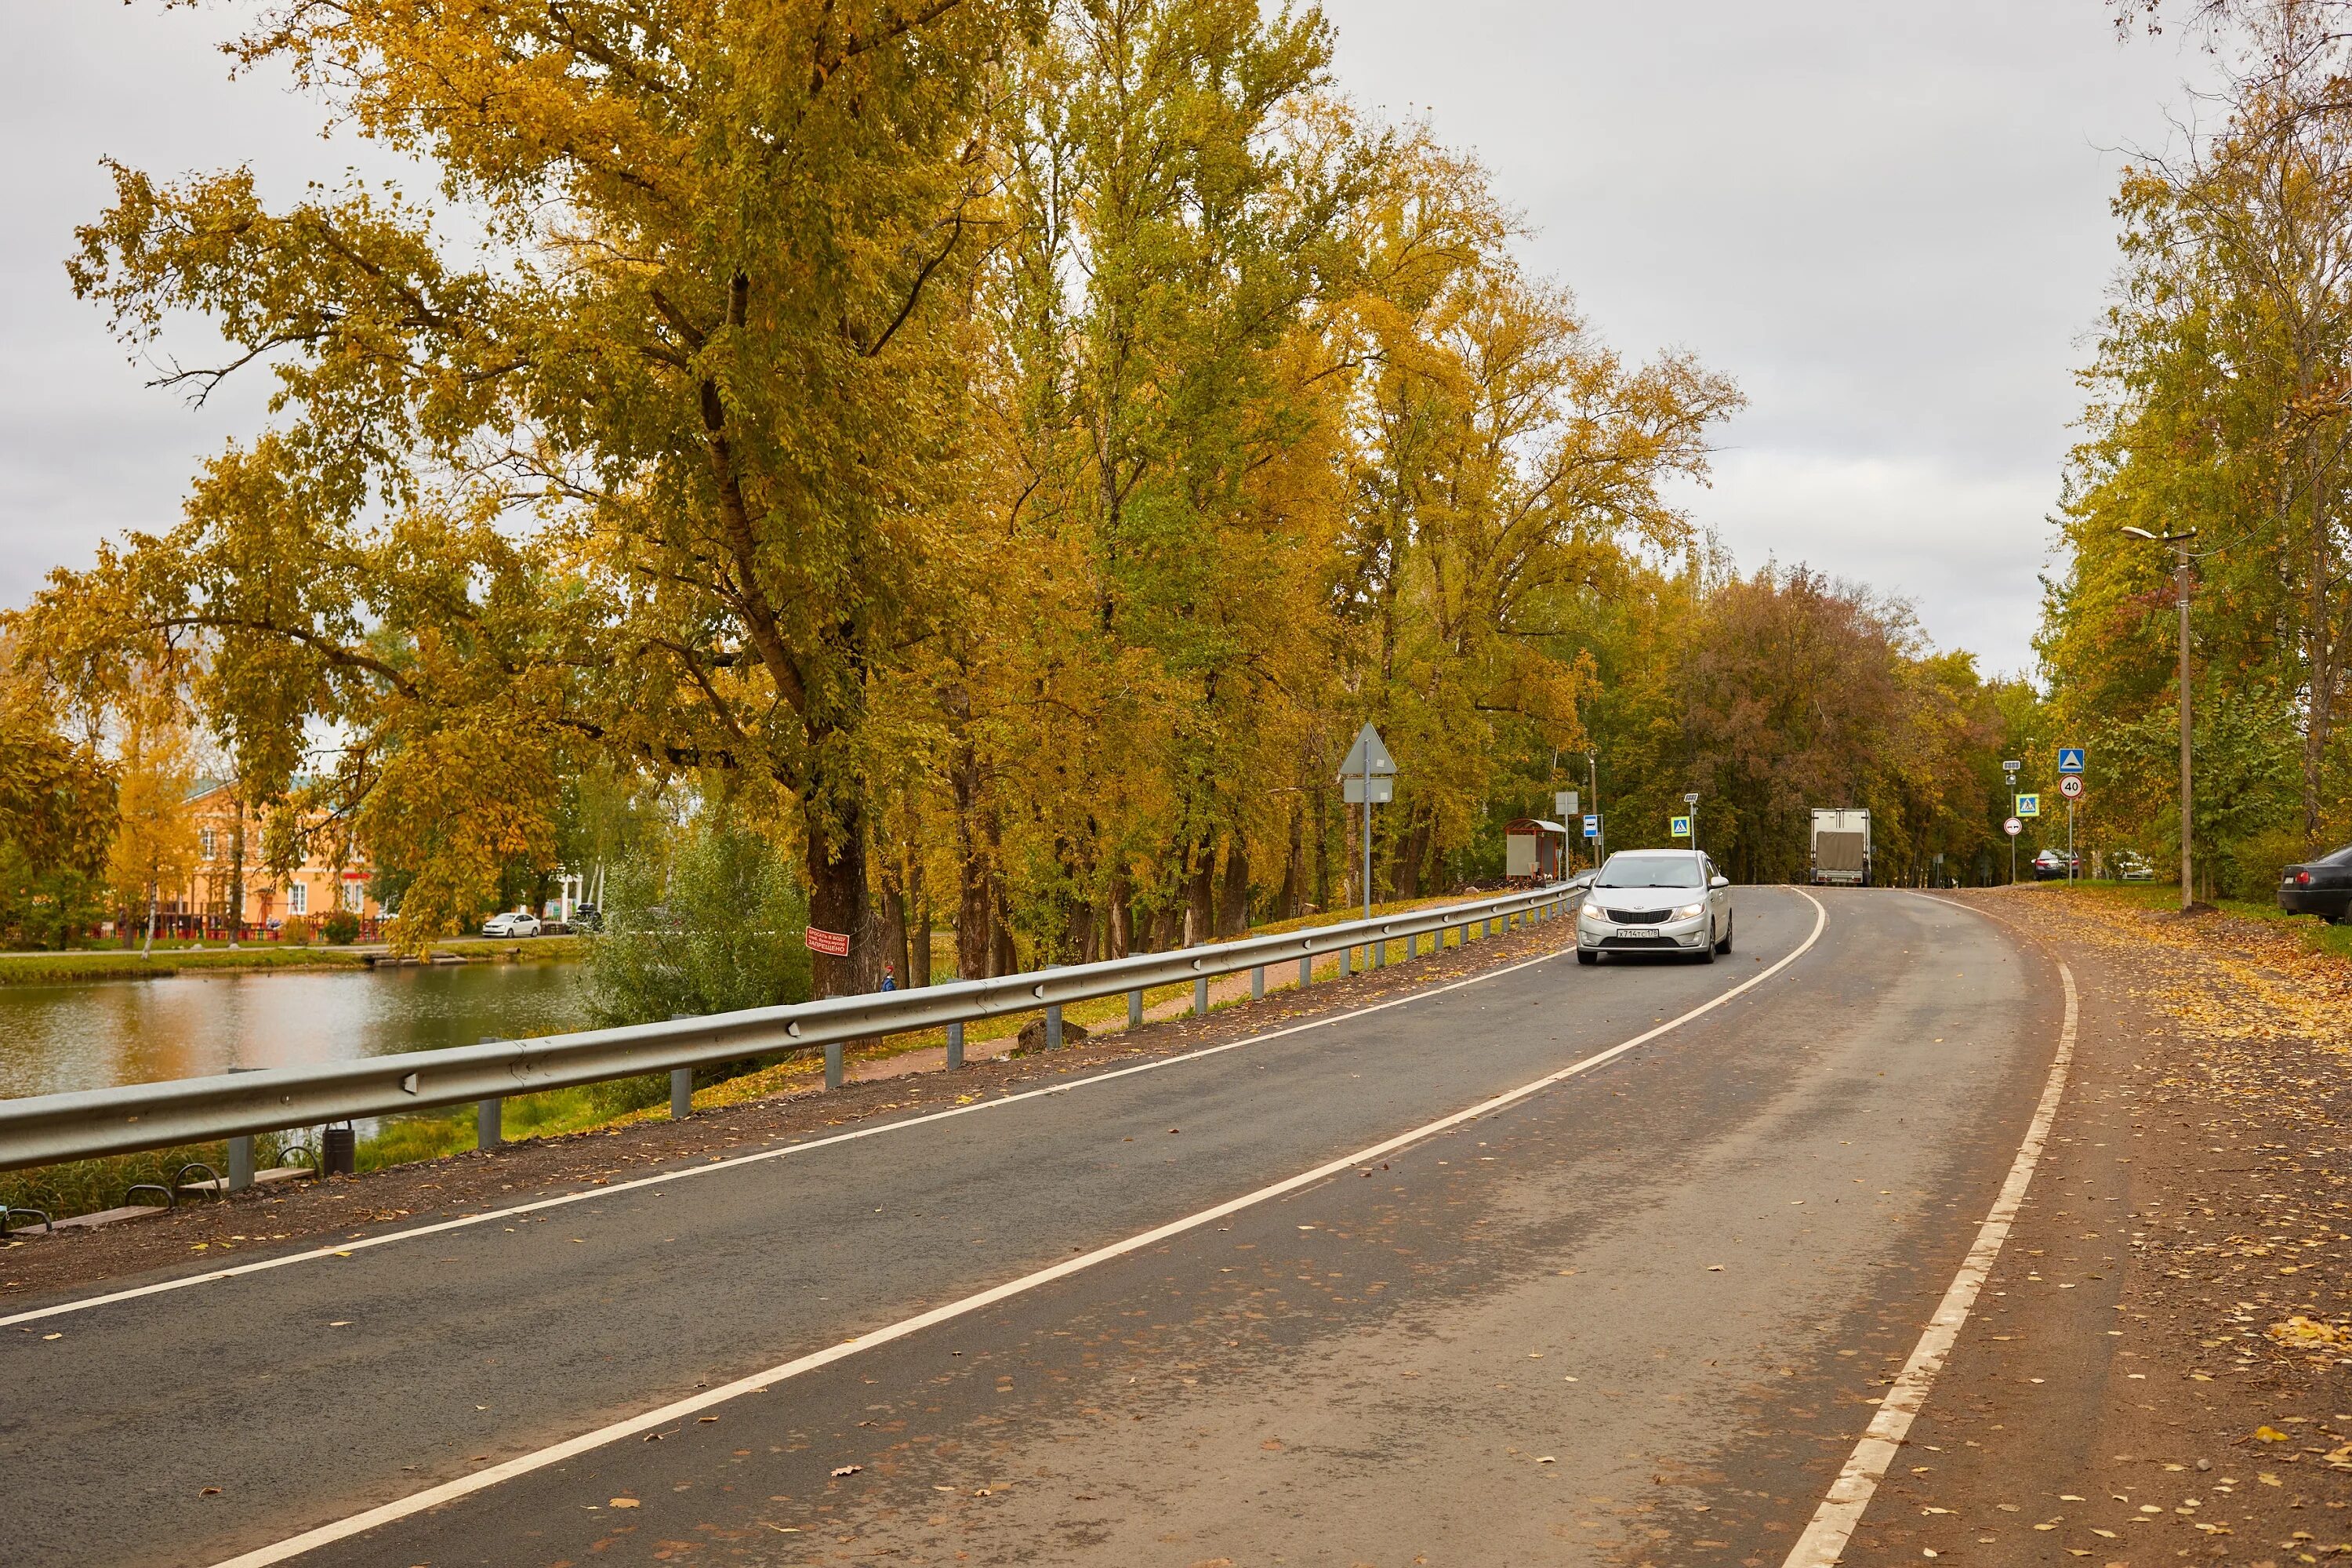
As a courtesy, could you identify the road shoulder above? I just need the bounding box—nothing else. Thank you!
[1835,889,2352,1566]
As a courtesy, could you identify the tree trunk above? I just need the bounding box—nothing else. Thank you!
[804,798,874,998]
[228,793,247,948]
[1215,838,1250,936]
[909,855,932,987]
[1183,848,1213,946]
[950,743,991,985]
[1280,801,1305,918]
[990,884,1017,976]
[880,879,909,989]
[1106,862,1132,958]
[143,880,158,955]
[1311,782,1331,912]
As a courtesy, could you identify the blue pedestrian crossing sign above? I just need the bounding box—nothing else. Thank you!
[1670,815,1693,839]
[1582,814,1599,840]
[2017,793,2041,818]
[2056,746,2085,775]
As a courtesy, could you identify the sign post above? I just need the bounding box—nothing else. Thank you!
[2057,747,2085,887]
[1682,792,1700,854]
[2002,760,2023,884]
[1340,722,1398,921]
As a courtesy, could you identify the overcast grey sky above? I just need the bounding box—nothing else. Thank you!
[0,2,2203,674]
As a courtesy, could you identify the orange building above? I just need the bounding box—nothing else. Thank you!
[176,782,385,939]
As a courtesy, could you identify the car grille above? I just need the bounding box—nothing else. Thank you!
[1606,909,1667,925]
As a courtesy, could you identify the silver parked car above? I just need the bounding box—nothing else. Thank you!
[481,909,543,938]
[1577,849,1733,965]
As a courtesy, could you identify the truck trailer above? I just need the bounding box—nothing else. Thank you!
[1809,809,1871,887]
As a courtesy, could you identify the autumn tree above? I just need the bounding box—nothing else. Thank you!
[27,0,1038,986]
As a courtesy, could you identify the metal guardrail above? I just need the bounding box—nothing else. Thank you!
[0,877,1591,1174]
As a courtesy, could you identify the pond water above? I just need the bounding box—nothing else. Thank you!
[0,961,593,1099]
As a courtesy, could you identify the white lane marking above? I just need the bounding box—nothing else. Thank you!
[205,892,1828,1568]
[1781,953,2078,1568]
[4,896,1795,1330]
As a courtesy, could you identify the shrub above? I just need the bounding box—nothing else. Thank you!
[320,909,362,945]
[278,915,313,946]
[585,804,811,1028]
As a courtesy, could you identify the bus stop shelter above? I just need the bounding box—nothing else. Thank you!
[1504,818,1570,882]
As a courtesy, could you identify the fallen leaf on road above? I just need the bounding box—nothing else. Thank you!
[697,1416,718,1424]
[1536,1455,1557,1464]
[2254,1425,2290,1443]
[201,1487,220,1496]
[1707,1265,1724,1272]
[608,1497,639,1508]
[831,1465,862,1477]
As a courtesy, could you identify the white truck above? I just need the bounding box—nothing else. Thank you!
[1809,809,1871,887]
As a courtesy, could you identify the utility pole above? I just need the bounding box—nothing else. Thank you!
[2123,526,2198,911]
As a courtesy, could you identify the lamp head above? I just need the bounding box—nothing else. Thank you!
[2120,526,2158,540]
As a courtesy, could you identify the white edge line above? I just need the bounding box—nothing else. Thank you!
[205,891,1829,1568]
[1780,935,2078,1568]
[7,924,1584,1329]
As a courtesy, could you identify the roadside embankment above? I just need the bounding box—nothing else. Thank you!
[0,900,1577,1296]
[1834,884,2352,1564]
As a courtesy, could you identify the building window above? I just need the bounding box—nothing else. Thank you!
[200,828,217,861]
[343,880,365,912]
[288,883,308,917]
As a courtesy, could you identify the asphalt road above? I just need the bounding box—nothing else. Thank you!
[2,886,2063,1567]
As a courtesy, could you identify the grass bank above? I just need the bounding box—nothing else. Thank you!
[2013,878,2352,960]
[0,935,583,987]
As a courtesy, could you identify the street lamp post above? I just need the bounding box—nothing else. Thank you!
[2122,525,2198,911]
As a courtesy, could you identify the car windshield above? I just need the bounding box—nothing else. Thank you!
[1595,855,1703,889]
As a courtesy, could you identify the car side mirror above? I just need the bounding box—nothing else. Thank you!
[1710,875,1730,888]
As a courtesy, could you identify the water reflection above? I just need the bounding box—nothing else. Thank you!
[0,962,591,1098]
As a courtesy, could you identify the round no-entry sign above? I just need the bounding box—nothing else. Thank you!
[2058,774,2084,800]
[2003,816,2024,837]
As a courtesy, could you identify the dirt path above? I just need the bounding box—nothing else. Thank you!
[1831,887,2352,1566]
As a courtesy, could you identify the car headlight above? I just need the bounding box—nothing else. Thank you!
[1674,901,1706,919]
[1581,902,1605,920]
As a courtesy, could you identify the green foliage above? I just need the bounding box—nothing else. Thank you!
[320,908,361,945]
[585,806,813,1029]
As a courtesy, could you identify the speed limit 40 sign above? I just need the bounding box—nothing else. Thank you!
[2058,774,2084,800]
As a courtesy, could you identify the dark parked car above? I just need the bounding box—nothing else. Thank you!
[2278,845,2352,923]
[2031,848,2080,881]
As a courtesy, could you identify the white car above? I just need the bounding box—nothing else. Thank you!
[1577,849,1732,965]
[481,910,542,938]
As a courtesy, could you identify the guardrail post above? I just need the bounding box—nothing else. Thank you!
[227,1134,254,1193]
[825,1041,844,1091]
[1128,989,1142,1029]
[1341,942,1352,976]
[1250,965,1264,1000]
[1372,933,1385,969]
[1047,1004,1063,1051]
[473,1036,504,1149]
[668,1015,693,1119]
[1298,953,1312,989]
[1193,975,1209,1017]
[947,1020,965,1070]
